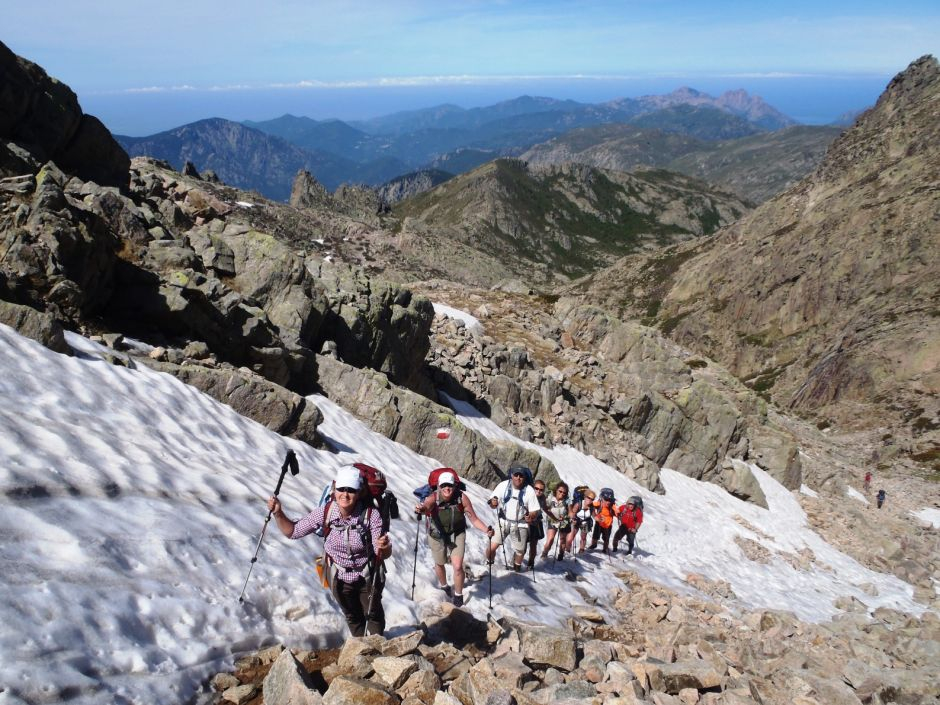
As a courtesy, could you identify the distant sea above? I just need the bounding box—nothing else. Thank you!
[88,75,893,137]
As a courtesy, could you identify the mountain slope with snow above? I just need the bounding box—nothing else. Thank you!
[0,323,924,705]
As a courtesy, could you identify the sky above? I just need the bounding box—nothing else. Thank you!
[4,1,938,134]
[0,308,934,704]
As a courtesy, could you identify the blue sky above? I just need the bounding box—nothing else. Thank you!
[5,1,938,133]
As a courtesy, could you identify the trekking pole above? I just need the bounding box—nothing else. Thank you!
[238,450,300,603]
[410,513,422,600]
[488,554,493,609]
[364,560,384,635]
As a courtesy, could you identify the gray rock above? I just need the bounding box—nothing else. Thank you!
[716,459,768,508]
[315,355,556,488]
[142,360,322,445]
[371,656,418,690]
[508,621,577,672]
[322,676,396,705]
[262,649,323,705]
[0,299,70,354]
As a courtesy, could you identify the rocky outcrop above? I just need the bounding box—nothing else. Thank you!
[377,169,452,205]
[142,358,322,446]
[315,354,558,489]
[313,261,435,394]
[290,169,334,210]
[421,284,802,498]
[0,41,129,188]
[0,163,121,323]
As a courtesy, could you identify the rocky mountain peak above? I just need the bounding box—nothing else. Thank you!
[289,168,332,209]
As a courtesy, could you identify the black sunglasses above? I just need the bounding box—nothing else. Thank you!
[439,483,454,488]
[335,486,358,494]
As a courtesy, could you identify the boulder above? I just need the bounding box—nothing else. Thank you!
[262,649,323,705]
[0,299,70,354]
[312,260,434,393]
[508,621,577,672]
[716,459,768,508]
[371,656,418,690]
[322,676,397,705]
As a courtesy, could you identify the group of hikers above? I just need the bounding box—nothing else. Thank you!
[264,462,643,636]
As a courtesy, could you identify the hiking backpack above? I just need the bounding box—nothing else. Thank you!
[599,487,615,502]
[628,495,644,511]
[412,467,467,502]
[572,485,589,504]
[353,462,399,533]
[412,468,468,543]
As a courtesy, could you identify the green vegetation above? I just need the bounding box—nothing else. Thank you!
[743,362,792,398]
[660,310,691,336]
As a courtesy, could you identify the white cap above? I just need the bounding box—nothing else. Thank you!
[335,466,362,490]
[437,472,456,486]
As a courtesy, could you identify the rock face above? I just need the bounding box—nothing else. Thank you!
[562,56,940,462]
[377,169,453,205]
[0,40,129,188]
[315,355,558,489]
[420,282,801,497]
[313,262,435,394]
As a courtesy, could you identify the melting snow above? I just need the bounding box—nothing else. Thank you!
[0,323,924,705]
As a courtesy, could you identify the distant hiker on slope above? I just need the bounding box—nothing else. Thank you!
[570,486,595,554]
[414,469,493,607]
[589,488,616,553]
[525,479,548,569]
[267,465,392,636]
[486,467,541,571]
[612,496,644,554]
[876,488,886,509]
[541,481,572,561]
[863,471,872,493]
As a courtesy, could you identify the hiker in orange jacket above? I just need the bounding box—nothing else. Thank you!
[589,488,616,553]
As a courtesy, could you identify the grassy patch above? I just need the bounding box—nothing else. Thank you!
[660,310,691,336]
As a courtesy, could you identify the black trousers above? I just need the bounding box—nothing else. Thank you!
[590,523,611,549]
[330,574,385,637]
[613,526,637,553]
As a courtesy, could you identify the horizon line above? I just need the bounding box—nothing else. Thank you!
[93,70,895,96]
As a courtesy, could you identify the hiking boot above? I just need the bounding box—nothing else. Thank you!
[452,594,464,607]
[526,558,534,570]
[439,584,452,598]
[512,563,523,572]
[588,543,597,551]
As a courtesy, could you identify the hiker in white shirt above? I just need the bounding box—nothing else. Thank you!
[485,467,541,571]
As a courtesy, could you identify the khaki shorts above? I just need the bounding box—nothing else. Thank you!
[429,531,466,565]
[494,519,529,554]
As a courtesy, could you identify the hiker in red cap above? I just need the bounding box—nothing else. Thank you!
[415,470,493,607]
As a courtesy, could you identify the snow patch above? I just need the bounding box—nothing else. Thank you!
[432,303,482,333]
